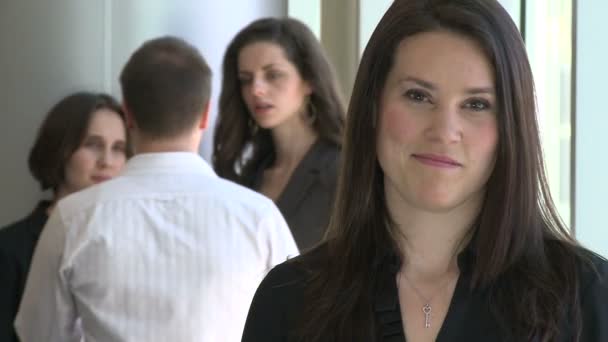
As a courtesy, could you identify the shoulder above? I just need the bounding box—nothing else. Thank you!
[242,259,307,341]
[210,176,275,207]
[0,217,30,245]
[545,242,608,294]
[208,176,286,227]
[252,245,328,300]
[243,246,329,340]
[0,216,39,278]
[60,169,280,221]
[576,248,608,296]
[571,248,608,340]
[0,206,46,256]
[258,259,308,296]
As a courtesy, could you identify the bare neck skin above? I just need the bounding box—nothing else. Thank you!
[386,187,483,280]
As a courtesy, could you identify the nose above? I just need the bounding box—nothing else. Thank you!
[251,78,267,97]
[425,105,463,144]
[97,148,115,169]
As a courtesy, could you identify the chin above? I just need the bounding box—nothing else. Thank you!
[257,122,277,130]
[413,195,463,213]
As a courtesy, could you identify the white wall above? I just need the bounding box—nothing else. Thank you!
[574,1,608,257]
[0,0,286,227]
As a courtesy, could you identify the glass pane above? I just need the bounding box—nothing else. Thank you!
[358,0,393,55]
[288,0,321,39]
[525,0,573,226]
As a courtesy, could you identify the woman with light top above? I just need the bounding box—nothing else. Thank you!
[241,1,608,341]
[0,92,130,342]
[213,17,345,251]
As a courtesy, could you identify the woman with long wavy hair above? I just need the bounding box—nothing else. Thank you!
[213,18,345,251]
[241,1,608,341]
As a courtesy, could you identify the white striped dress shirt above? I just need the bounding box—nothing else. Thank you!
[15,152,299,342]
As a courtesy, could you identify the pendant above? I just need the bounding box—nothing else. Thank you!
[423,304,432,328]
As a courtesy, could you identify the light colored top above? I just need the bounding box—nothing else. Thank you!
[15,152,299,342]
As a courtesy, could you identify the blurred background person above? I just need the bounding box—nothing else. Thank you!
[0,92,129,342]
[15,36,297,342]
[213,17,346,251]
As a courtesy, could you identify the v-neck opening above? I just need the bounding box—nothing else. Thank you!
[274,139,321,209]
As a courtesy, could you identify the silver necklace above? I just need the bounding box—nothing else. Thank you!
[400,272,454,329]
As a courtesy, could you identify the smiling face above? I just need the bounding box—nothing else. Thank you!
[60,108,128,195]
[376,30,499,214]
[237,41,312,130]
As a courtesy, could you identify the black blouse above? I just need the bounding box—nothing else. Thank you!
[0,201,50,342]
[242,244,608,341]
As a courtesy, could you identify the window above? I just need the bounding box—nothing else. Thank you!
[525,0,573,226]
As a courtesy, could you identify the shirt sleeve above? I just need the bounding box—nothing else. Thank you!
[258,203,300,270]
[579,259,608,341]
[0,248,20,342]
[14,209,82,342]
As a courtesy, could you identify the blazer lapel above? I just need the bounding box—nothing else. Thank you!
[275,140,326,220]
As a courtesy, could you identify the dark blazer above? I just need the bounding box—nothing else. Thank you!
[0,201,50,342]
[242,243,608,342]
[251,139,340,251]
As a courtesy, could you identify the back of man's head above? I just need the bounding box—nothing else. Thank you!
[120,36,211,139]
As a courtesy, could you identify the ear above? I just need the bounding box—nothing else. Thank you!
[122,103,136,129]
[199,101,211,130]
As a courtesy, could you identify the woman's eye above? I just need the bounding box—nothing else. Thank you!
[84,140,103,149]
[267,71,282,80]
[404,89,430,103]
[113,145,126,153]
[465,99,492,111]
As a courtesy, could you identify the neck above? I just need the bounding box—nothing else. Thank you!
[133,129,202,154]
[388,191,482,280]
[270,118,317,168]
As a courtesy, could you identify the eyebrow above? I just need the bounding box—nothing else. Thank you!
[239,63,281,74]
[398,76,495,95]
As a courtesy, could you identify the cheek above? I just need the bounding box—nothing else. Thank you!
[283,80,307,103]
[241,88,252,106]
[379,105,416,145]
[114,153,128,170]
[476,121,499,159]
[66,149,97,176]
[468,120,499,174]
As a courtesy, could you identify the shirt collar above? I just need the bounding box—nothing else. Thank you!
[123,152,217,178]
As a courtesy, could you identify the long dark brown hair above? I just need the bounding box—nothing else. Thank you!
[296,0,586,341]
[212,17,345,186]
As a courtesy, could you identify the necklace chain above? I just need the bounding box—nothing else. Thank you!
[400,271,455,328]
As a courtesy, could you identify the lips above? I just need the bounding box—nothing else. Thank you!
[412,153,462,168]
[252,101,274,114]
[91,175,111,183]
[254,106,273,114]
